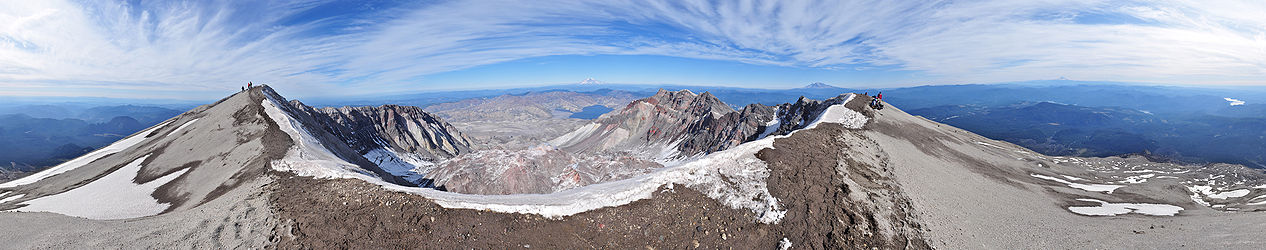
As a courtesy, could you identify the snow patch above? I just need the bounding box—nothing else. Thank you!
[1120,174,1155,184]
[1068,199,1183,216]
[0,194,23,204]
[15,155,189,220]
[803,94,866,130]
[1188,185,1250,200]
[1031,174,1124,194]
[974,141,1006,150]
[1224,97,1245,106]
[364,148,433,184]
[169,118,199,135]
[756,108,781,140]
[779,238,792,250]
[0,120,170,189]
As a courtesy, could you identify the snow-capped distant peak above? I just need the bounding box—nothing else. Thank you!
[802,82,837,89]
[1224,97,1245,106]
[579,77,603,85]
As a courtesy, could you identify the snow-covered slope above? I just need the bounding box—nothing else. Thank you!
[16,155,189,220]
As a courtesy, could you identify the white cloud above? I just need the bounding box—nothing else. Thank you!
[1,0,1263,99]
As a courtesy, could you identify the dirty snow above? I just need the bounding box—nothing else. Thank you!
[1030,174,1124,194]
[1248,195,1266,206]
[1068,199,1183,216]
[14,155,190,220]
[0,194,23,204]
[1224,97,1245,106]
[0,120,170,189]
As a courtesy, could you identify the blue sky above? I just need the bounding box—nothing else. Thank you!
[1,0,1264,100]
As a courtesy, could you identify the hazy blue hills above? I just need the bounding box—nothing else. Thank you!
[910,101,1266,168]
[0,105,180,181]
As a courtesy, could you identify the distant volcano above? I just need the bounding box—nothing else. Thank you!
[579,77,604,85]
[801,82,839,89]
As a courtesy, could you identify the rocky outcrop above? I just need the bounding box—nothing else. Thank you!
[281,102,471,187]
[766,94,857,136]
[550,90,857,160]
[292,103,471,160]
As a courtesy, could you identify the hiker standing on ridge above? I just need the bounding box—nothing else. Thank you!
[877,92,882,100]
[248,82,253,89]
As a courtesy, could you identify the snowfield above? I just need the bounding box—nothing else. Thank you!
[262,94,871,224]
[0,194,23,204]
[1030,174,1124,194]
[0,120,171,189]
[169,118,199,135]
[1067,198,1183,216]
[15,155,189,220]
[1189,185,1251,200]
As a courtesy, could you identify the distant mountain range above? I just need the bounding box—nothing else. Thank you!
[800,82,841,89]
[911,101,1266,168]
[0,105,181,181]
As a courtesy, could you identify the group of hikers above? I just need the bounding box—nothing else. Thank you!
[865,91,884,110]
[241,81,255,92]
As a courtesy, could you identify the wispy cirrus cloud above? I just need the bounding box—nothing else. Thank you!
[1,0,1263,99]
